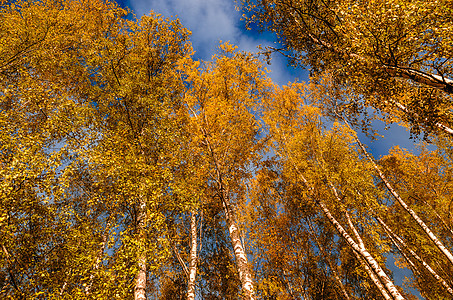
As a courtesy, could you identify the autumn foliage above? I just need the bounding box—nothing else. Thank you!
[1,0,453,299]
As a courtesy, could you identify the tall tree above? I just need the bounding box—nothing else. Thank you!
[78,12,192,300]
[1,0,193,298]
[1,0,129,297]
[181,44,271,299]
[377,144,453,298]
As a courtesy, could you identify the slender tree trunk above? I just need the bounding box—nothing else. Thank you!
[344,211,393,299]
[198,123,256,299]
[173,243,189,278]
[281,270,297,299]
[276,124,404,299]
[316,199,405,300]
[85,221,110,295]
[353,135,453,267]
[135,199,147,300]
[351,248,392,300]
[291,6,453,95]
[387,100,453,136]
[291,9,453,97]
[383,66,453,95]
[187,211,198,300]
[325,181,404,299]
[418,197,453,237]
[377,216,453,296]
[298,175,406,300]
[222,190,255,300]
[294,14,453,95]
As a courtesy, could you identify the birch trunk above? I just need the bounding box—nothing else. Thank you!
[419,197,453,237]
[344,212,393,299]
[135,199,147,300]
[222,190,255,300]
[187,211,198,300]
[296,174,405,300]
[297,19,453,95]
[387,100,453,136]
[383,66,453,95]
[325,181,404,299]
[85,221,110,295]
[354,135,453,267]
[351,248,392,300]
[316,199,405,300]
[198,122,256,299]
[377,216,453,296]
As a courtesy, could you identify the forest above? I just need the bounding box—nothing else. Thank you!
[1,0,453,299]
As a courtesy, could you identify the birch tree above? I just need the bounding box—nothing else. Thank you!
[1,0,193,298]
[1,0,128,297]
[181,44,271,299]
[377,144,453,298]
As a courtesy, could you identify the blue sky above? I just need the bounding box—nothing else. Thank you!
[116,0,307,87]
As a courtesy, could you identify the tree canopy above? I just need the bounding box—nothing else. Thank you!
[1,0,453,299]
[243,0,453,138]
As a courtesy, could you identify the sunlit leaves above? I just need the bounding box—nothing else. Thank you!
[242,0,453,138]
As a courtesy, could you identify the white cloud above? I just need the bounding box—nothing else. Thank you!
[130,0,240,59]
[129,0,309,85]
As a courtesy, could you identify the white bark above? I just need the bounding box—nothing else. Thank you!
[344,212,393,300]
[377,217,453,296]
[60,271,70,296]
[85,221,110,295]
[222,191,255,300]
[187,211,198,300]
[323,182,405,300]
[388,100,453,136]
[306,220,351,300]
[384,66,453,95]
[316,199,406,300]
[292,12,453,95]
[351,248,392,300]
[354,135,453,268]
[196,114,256,299]
[276,120,404,298]
[173,243,189,278]
[135,256,146,300]
[303,28,453,94]
[135,200,147,300]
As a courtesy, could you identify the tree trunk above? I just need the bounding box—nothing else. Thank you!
[222,190,255,300]
[377,216,453,296]
[316,199,405,300]
[354,135,453,268]
[383,66,453,95]
[387,100,453,137]
[325,180,405,299]
[344,211,393,299]
[135,200,147,300]
[85,220,110,295]
[351,248,392,300]
[298,174,406,300]
[198,123,256,299]
[187,211,198,300]
[306,219,351,300]
[299,20,453,95]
